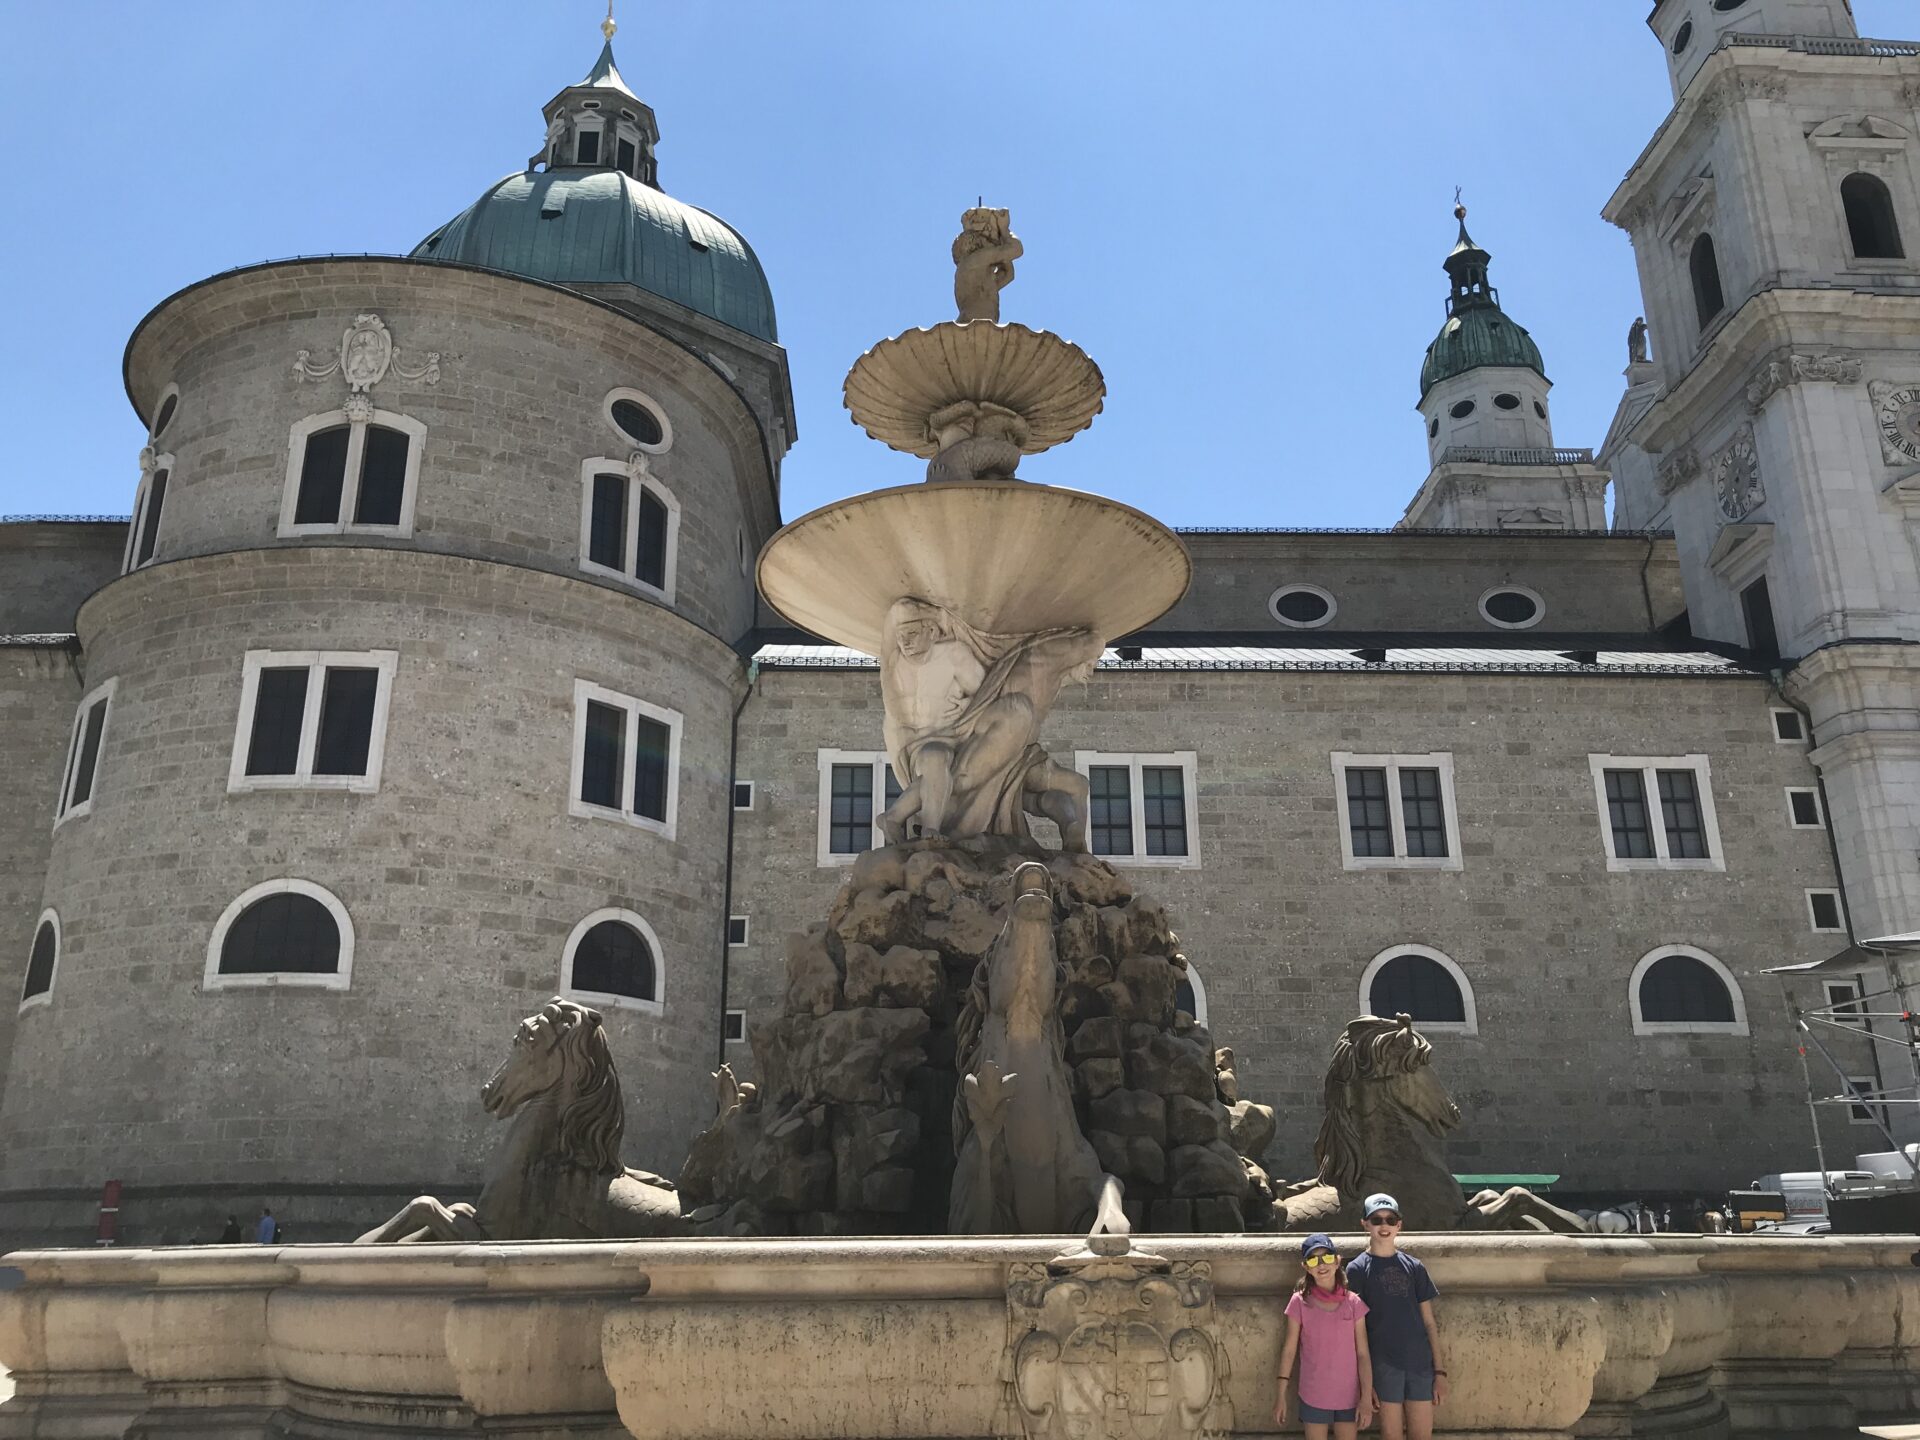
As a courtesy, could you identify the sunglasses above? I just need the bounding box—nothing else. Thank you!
[1366,1214,1402,1227]
[1303,1252,1340,1268]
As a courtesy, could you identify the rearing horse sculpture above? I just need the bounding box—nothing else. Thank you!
[950,861,1127,1235]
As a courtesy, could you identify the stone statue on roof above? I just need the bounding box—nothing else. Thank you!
[1628,315,1649,365]
[953,207,1024,323]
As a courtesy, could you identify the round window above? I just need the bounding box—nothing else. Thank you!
[1672,20,1694,54]
[151,389,179,440]
[1450,399,1476,420]
[611,399,664,447]
[1494,393,1521,411]
[1270,585,1335,629]
[1480,587,1544,629]
[1533,400,1548,420]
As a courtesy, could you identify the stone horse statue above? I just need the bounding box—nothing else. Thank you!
[951,860,1128,1235]
[1275,1014,1588,1233]
[358,997,683,1242]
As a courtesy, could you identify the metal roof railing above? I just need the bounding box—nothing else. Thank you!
[2,514,128,524]
[1435,446,1596,467]
[1721,32,1920,60]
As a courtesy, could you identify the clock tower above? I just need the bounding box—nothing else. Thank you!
[1604,3,1920,954]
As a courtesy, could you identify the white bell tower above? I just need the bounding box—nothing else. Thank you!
[1650,0,1858,101]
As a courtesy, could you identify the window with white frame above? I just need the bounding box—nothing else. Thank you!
[727,916,750,947]
[204,879,354,991]
[817,750,903,863]
[1174,961,1209,1028]
[723,1007,747,1043]
[1330,753,1461,871]
[579,460,679,599]
[1628,946,1748,1035]
[125,456,173,572]
[55,678,116,826]
[1786,787,1824,829]
[280,410,425,538]
[1824,977,1868,1029]
[1587,755,1724,871]
[560,908,662,1014]
[1807,889,1845,933]
[570,680,681,837]
[20,910,59,1010]
[733,780,756,811]
[1771,707,1806,744]
[574,116,604,165]
[1359,945,1477,1033]
[228,651,397,794]
[1846,1075,1887,1128]
[1073,752,1200,867]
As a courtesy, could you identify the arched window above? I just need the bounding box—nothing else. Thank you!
[20,910,59,1010]
[562,909,664,1015]
[1174,962,1209,1029]
[1842,174,1905,260]
[204,880,354,991]
[1360,945,1477,1034]
[1629,946,1748,1035]
[280,410,425,538]
[1690,234,1726,329]
[578,460,680,600]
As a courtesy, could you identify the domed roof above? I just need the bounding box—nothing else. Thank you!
[414,168,777,343]
[1420,305,1545,397]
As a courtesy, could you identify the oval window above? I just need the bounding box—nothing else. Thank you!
[1480,587,1544,629]
[1712,0,1748,11]
[1494,393,1521,411]
[1270,585,1335,629]
[1672,20,1694,54]
[610,399,665,447]
[151,390,179,440]
[1534,400,1548,420]
[1428,417,1440,438]
[1450,399,1476,420]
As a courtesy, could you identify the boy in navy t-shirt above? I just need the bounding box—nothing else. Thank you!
[1344,1192,1449,1440]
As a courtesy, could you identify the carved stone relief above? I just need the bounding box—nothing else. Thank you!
[1005,1237,1231,1440]
[1657,448,1701,497]
[1712,426,1765,521]
[294,314,442,394]
[1745,351,1863,413]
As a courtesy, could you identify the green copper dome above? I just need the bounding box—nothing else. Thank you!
[414,169,777,343]
[1418,215,1544,399]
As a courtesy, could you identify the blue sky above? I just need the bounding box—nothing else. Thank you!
[1,2,1906,528]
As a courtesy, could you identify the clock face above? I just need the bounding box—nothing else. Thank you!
[1879,386,1920,463]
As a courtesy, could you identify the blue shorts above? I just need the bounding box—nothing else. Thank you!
[1373,1358,1436,1404]
[1299,1399,1358,1424]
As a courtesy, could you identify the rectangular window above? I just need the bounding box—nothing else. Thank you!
[1787,787,1824,829]
[354,426,410,527]
[1772,708,1805,743]
[817,751,905,863]
[1075,752,1200,867]
[229,651,397,794]
[1587,756,1724,872]
[55,679,117,825]
[1847,1076,1884,1128]
[294,425,351,525]
[723,1008,747,1043]
[733,780,755,811]
[570,680,681,837]
[727,916,749,947]
[617,135,638,177]
[576,128,600,164]
[1807,889,1845,933]
[1742,576,1780,660]
[579,464,677,598]
[1331,753,1460,870]
[588,473,626,570]
[1825,979,1867,1030]
[636,487,670,590]
[282,416,421,537]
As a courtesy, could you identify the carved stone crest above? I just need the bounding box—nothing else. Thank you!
[1004,1238,1230,1440]
[1656,448,1700,497]
[294,314,442,393]
[1746,351,1863,412]
[1712,426,1764,521]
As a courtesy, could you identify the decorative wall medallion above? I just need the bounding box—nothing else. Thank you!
[627,450,653,481]
[1871,381,1920,466]
[1005,1238,1230,1440]
[294,314,442,393]
[1746,351,1863,412]
[1657,448,1701,497]
[1712,426,1764,521]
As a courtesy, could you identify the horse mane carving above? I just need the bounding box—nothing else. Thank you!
[547,998,625,1176]
[1312,1013,1434,1195]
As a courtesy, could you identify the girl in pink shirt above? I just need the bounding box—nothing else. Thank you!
[1275,1232,1375,1438]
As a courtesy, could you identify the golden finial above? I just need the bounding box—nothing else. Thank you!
[602,1,617,42]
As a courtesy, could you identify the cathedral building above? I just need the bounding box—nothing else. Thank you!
[2,2,1915,1243]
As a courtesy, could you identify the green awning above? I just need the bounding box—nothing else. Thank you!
[1455,1174,1560,1189]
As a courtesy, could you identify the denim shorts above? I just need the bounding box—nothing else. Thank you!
[1372,1357,1436,1404]
[1299,1399,1359,1423]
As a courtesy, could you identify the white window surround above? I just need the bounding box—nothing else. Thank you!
[817,749,894,866]
[1072,751,1202,870]
[733,780,756,811]
[1329,752,1463,872]
[226,650,399,795]
[1478,584,1546,631]
[149,382,182,441]
[124,452,175,573]
[1358,944,1479,1035]
[54,677,117,829]
[1586,754,1726,873]
[1269,584,1337,630]
[1806,889,1847,934]
[1771,707,1807,745]
[203,878,355,993]
[1627,945,1748,1037]
[1786,787,1825,830]
[279,409,425,539]
[728,915,750,948]
[576,458,682,603]
[723,1007,748,1043]
[574,116,604,164]
[1825,979,1867,1030]
[602,387,674,455]
[568,680,682,839]
[1847,1075,1886,1128]
[1177,962,1209,1029]
[19,908,60,1013]
[560,906,664,1016]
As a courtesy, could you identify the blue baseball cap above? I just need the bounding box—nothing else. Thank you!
[1300,1232,1336,1258]
[1362,1193,1400,1220]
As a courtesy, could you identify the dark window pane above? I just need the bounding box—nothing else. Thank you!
[1843,173,1905,260]
[1090,766,1133,856]
[884,765,903,807]
[1742,576,1779,660]
[1345,767,1393,857]
[588,473,626,570]
[1370,954,1466,1024]
[610,399,663,447]
[1690,234,1725,328]
[135,470,168,565]
[1790,790,1822,827]
[576,129,600,164]
[581,700,624,808]
[1604,769,1654,859]
[1657,769,1709,859]
[1142,766,1188,857]
[572,919,654,1000]
[246,668,310,777]
[151,392,178,439]
[1174,976,1197,1021]
[23,921,56,1000]
[1774,710,1805,742]
[1811,892,1843,930]
[1638,954,1735,1024]
[635,486,669,589]
[1848,1077,1881,1126]
[829,763,874,853]
[294,426,351,526]
[1482,590,1539,626]
[1273,588,1330,625]
[632,714,670,822]
[723,1009,746,1041]
[1399,767,1448,857]
[68,698,109,807]
[313,668,378,776]
[220,893,341,975]
[617,136,638,177]
[354,426,409,526]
